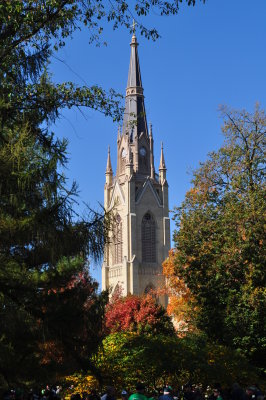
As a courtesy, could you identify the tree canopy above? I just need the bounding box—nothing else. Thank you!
[169,104,266,372]
[0,120,109,388]
[0,0,205,390]
[95,331,258,392]
[105,292,175,335]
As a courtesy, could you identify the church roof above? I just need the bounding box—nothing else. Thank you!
[127,35,142,88]
[122,33,148,140]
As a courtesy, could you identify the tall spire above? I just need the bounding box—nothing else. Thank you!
[106,146,113,174]
[122,30,148,139]
[127,33,142,89]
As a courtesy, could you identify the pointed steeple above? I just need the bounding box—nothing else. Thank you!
[106,146,113,174]
[159,142,166,170]
[105,146,113,186]
[122,30,148,140]
[127,34,142,89]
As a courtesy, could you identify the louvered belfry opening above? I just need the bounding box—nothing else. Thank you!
[113,214,123,264]
[141,212,156,262]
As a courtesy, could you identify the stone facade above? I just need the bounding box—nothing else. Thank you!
[102,33,170,306]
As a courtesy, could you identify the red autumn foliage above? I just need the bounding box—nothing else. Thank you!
[105,291,174,335]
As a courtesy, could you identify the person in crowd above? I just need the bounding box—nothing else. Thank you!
[213,388,223,400]
[128,383,148,400]
[159,387,174,400]
[245,387,260,400]
[231,383,245,400]
[121,390,129,400]
[101,386,116,400]
[208,385,222,400]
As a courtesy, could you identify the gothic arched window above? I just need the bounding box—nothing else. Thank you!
[141,212,156,263]
[113,214,123,264]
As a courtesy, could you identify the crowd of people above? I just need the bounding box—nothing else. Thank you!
[2,382,264,400]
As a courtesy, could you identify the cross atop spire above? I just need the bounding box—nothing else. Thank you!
[131,19,137,35]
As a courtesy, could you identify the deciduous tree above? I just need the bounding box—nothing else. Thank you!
[105,292,175,335]
[95,332,258,392]
[171,104,266,371]
[162,249,193,332]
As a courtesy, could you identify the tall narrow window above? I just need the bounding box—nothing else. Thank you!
[142,212,156,262]
[113,214,123,264]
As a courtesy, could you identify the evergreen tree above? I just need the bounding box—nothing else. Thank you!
[0,119,109,388]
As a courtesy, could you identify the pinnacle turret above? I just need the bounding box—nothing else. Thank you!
[106,146,113,174]
[159,142,167,184]
[159,142,166,170]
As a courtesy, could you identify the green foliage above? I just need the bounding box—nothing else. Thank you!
[172,104,266,372]
[0,0,206,390]
[0,123,109,389]
[0,0,206,51]
[95,332,258,392]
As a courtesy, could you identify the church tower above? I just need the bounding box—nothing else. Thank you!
[102,32,170,305]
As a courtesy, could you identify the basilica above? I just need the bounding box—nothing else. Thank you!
[102,31,170,306]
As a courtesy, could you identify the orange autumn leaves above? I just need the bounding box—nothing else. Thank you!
[162,249,194,332]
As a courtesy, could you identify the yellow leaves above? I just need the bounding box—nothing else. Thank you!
[63,374,99,397]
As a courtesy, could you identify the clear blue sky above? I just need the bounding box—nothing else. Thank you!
[50,0,266,285]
